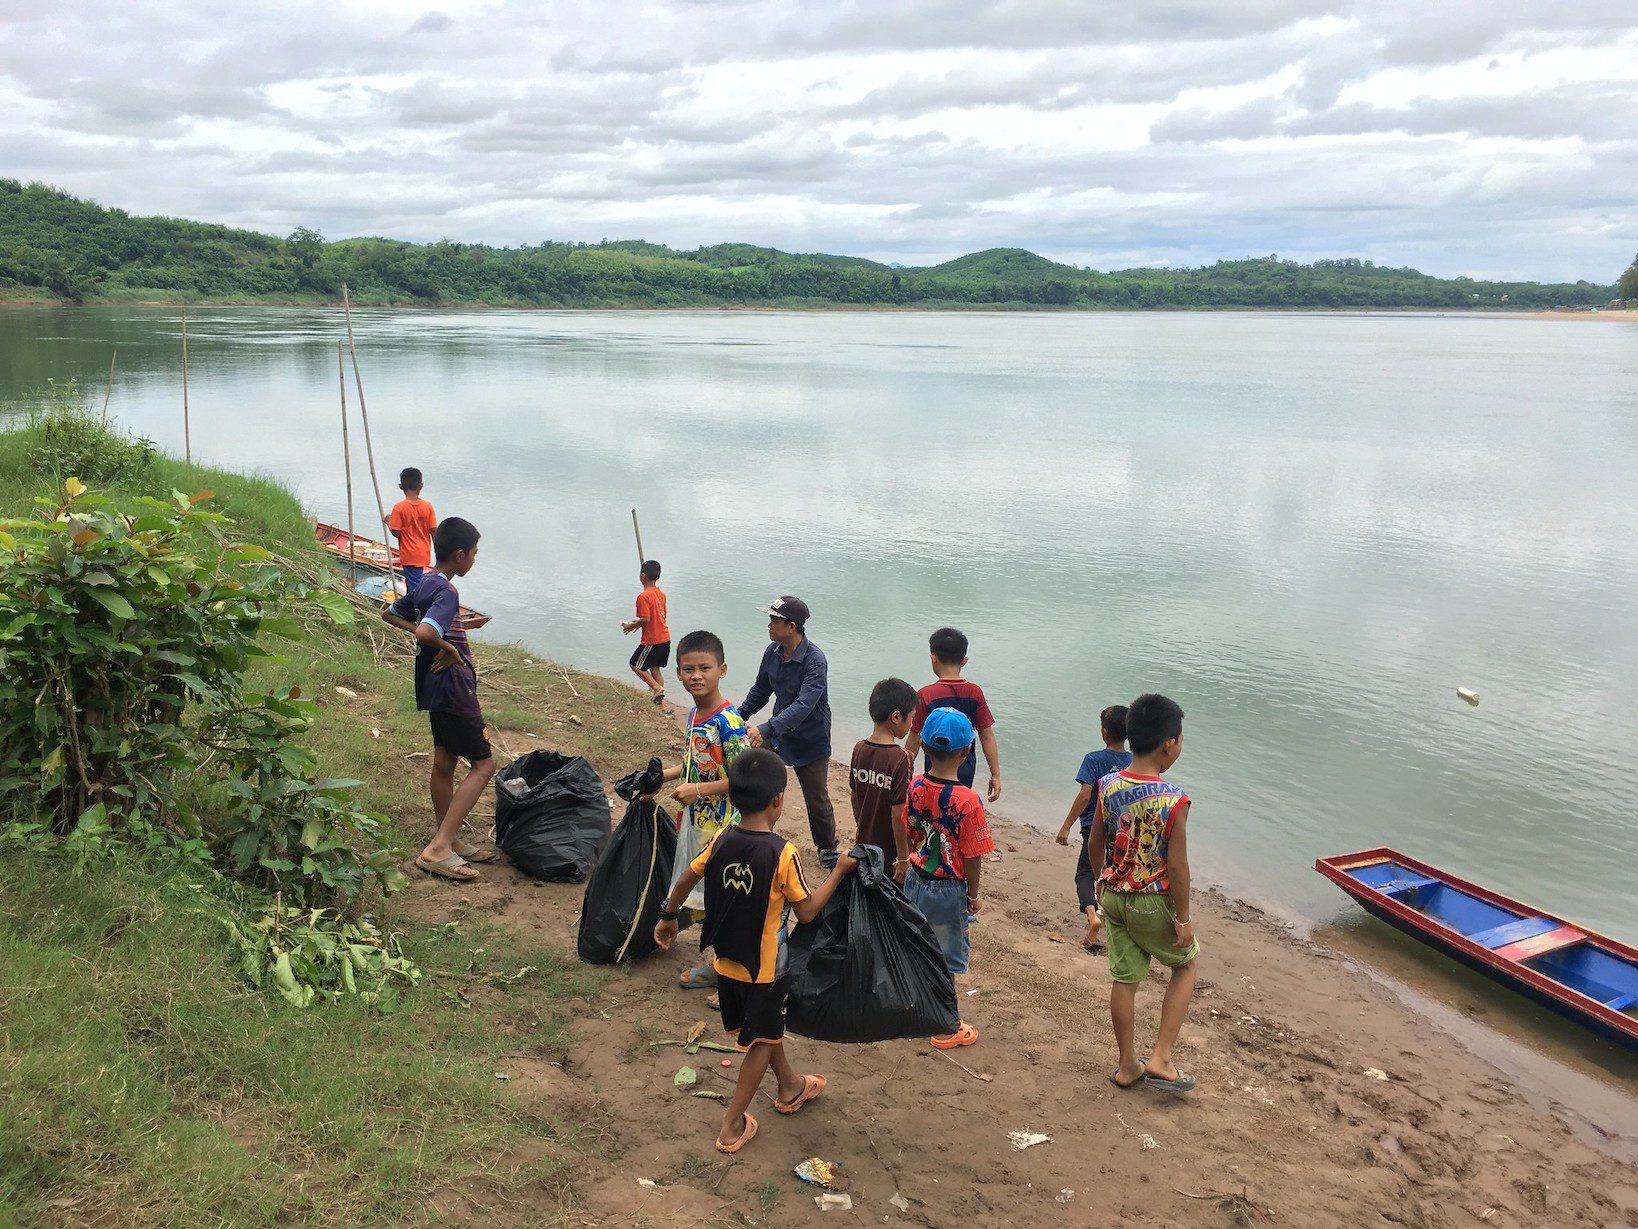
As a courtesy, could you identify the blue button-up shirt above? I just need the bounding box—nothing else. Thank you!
[739,636,832,768]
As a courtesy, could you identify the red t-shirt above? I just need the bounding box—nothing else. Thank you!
[910,678,995,735]
[387,497,437,567]
[634,586,669,645]
[906,774,994,880]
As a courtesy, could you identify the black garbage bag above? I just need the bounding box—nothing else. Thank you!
[577,758,678,965]
[785,845,961,1043]
[493,751,610,881]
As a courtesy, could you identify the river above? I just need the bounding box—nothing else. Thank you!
[3,305,1634,942]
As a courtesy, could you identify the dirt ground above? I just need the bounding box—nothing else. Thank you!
[401,684,1635,1228]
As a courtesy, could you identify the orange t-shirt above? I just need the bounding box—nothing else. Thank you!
[388,497,437,567]
[635,586,670,645]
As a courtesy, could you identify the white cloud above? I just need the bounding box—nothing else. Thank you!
[1,0,1633,280]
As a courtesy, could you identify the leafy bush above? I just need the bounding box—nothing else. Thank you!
[0,477,413,1007]
[24,379,154,488]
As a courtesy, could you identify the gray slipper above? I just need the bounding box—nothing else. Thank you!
[678,964,718,990]
[1143,1069,1196,1093]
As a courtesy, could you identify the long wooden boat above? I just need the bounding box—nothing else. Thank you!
[315,520,399,573]
[1316,848,1637,1050]
[311,520,489,624]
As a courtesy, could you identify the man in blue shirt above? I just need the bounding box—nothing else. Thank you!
[740,596,836,852]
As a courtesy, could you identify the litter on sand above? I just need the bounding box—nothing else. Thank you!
[673,1067,697,1087]
[692,1090,726,1100]
[815,1193,853,1212]
[493,1071,511,1081]
[1008,1130,1053,1151]
[1056,1189,1075,1205]
[1364,1067,1389,1081]
[636,1178,657,1189]
[333,686,358,699]
[794,1158,848,1190]
[888,1193,911,1212]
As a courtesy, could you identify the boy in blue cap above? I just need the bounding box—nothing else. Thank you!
[903,706,994,1048]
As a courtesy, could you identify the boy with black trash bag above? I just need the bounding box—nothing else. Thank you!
[654,749,856,1154]
[577,756,677,965]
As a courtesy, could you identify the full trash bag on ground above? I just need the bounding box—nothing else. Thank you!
[577,757,678,964]
[493,750,610,882]
[785,844,961,1043]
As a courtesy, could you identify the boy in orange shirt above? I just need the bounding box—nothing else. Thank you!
[387,467,437,594]
[621,559,670,704]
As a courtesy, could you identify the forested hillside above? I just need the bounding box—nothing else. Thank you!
[0,180,1613,310]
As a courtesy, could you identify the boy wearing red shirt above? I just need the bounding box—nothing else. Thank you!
[387,467,437,594]
[903,707,994,1049]
[903,626,1002,802]
[621,559,671,704]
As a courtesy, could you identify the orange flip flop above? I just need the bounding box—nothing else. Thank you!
[774,1074,827,1115]
[930,1022,980,1049]
[715,1112,758,1154]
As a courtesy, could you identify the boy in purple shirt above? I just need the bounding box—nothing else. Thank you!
[382,517,495,882]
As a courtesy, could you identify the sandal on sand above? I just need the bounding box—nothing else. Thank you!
[416,853,479,882]
[651,691,667,706]
[930,1022,980,1049]
[1109,1060,1147,1089]
[774,1074,826,1115]
[705,993,720,1012]
[679,965,718,990]
[1144,1069,1197,1093]
[715,1112,758,1154]
[454,841,496,864]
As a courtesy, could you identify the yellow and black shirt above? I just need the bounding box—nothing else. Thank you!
[690,826,810,984]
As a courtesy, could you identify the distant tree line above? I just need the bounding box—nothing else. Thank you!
[0,180,1616,311]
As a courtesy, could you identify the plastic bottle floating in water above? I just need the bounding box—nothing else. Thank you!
[1456,687,1480,707]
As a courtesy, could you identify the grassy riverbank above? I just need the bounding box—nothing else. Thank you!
[0,430,631,1227]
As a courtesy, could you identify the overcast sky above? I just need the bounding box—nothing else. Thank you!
[3,1,1634,280]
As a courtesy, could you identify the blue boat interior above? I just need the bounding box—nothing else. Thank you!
[1342,860,1638,1015]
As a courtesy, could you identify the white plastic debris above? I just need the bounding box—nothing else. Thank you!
[814,1193,852,1211]
[888,1193,910,1212]
[334,686,358,699]
[637,1178,657,1189]
[1364,1067,1389,1081]
[1457,687,1480,707]
[1056,1189,1075,1205]
[1007,1130,1053,1151]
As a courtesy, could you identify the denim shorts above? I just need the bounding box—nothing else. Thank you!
[905,871,971,975]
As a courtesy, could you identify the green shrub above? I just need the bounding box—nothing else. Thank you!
[23,379,154,488]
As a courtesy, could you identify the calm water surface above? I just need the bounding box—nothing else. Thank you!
[3,306,1635,942]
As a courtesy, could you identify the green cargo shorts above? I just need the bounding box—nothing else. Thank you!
[1102,890,1199,984]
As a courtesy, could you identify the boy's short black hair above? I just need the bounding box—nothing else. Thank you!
[929,627,968,665]
[728,748,787,816]
[399,467,423,488]
[675,629,725,665]
[1100,704,1129,744]
[1126,694,1183,756]
[432,517,479,561]
[641,559,661,581]
[869,677,918,724]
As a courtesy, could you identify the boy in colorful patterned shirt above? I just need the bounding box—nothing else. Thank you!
[903,707,994,1049]
[1087,693,1198,1094]
[646,629,751,992]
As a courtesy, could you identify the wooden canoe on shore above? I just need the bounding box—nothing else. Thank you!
[1316,848,1638,1050]
[311,520,489,624]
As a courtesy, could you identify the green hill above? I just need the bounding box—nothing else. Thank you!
[0,179,1613,310]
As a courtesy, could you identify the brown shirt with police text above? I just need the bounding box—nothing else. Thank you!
[849,739,912,857]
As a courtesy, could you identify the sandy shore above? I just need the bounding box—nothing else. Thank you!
[395,675,1636,1228]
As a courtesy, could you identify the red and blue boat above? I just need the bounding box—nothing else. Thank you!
[1316,848,1638,1051]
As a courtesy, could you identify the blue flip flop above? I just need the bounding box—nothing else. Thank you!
[1109,1059,1147,1089]
[1143,1069,1196,1093]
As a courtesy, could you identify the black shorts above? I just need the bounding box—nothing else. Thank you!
[717,975,788,1049]
[428,711,492,762]
[630,641,671,670]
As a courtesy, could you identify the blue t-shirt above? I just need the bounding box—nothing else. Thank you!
[1075,748,1133,829]
[389,571,481,718]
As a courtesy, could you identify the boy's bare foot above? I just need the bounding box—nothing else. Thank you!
[1083,910,1104,951]
[1109,1058,1147,1089]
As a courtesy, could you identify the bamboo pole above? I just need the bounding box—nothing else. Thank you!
[631,508,646,569]
[338,343,357,585]
[180,305,191,462]
[100,348,117,424]
[338,283,400,597]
